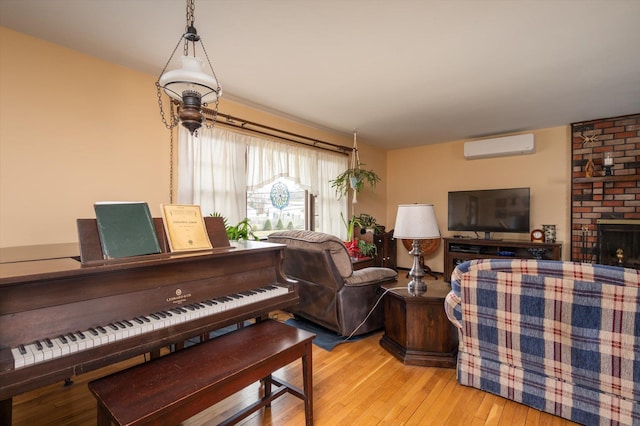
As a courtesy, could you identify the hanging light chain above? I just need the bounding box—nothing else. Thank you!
[202,100,219,130]
[169,128,175,203]
[186,0,195,27]
[156,31,185,131]
[156,82,179,130]
[184,0,196,57]
[199,38,221,129]
[199,41,221,99]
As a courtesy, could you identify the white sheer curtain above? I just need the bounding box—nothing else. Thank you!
[177,126,247,224]
[246,139,315,191]
[177,125,348,237]
[317,150,348,238]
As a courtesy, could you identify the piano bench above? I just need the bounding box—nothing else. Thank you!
[88,320,315,426]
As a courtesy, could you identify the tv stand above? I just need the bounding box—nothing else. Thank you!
[443,238,562,282]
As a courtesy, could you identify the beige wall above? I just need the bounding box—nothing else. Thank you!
[386,126,572,271]
[0,27,168,247]
[1,26,572,260]
[0,27,381,247]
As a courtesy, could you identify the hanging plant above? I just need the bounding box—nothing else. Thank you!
[332,167,381,198]
[330,130,381,203]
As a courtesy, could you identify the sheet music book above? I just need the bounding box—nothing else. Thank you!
[161,204,213,252]
[94,201,162,259]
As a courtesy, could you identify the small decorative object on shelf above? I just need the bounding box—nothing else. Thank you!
[604,152,614,176]
[527,247,547,259]
[530,228,544,242]
[585,156,595,177]
[580,134,599,178]
[542,224,556,243]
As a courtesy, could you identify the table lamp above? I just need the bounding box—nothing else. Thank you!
[393,204,440,294]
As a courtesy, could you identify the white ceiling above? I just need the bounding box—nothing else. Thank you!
[1,0,639,149]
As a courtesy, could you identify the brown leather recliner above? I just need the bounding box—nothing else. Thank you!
[268,230,397,336]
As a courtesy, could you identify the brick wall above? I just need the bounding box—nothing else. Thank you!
[571,113,640,262]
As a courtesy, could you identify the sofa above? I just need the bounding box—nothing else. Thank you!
[268,230,397,336]
[444,259,640,425]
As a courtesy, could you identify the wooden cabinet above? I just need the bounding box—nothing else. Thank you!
[380,279,458,368]
[443,237,562,282]
[373,231,396,269]
[352,257,375,270]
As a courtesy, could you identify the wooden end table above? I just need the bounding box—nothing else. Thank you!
[379,277,458,368]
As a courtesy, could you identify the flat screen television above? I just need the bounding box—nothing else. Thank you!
[448,187,530,239]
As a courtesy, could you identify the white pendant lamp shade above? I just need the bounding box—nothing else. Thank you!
[393,204,440,240]
[159,56,221,104]
[155,0,222,135]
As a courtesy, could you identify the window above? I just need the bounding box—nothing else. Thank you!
[247,177,315,239]
[177,126,347,238]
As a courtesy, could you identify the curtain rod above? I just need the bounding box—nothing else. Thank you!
[201,108,351,155]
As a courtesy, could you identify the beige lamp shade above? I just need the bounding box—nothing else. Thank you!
[393,204,440,240]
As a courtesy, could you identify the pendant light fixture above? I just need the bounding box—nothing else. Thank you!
[156,0,222,135]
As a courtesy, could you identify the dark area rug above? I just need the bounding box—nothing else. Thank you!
[284,317,377,351]
[182,319,378,352]
[183,322,250,348]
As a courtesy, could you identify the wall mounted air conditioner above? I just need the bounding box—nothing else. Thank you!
[464,133,535,159]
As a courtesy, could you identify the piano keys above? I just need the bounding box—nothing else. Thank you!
[10,285,289,370]
[0,238,298,424]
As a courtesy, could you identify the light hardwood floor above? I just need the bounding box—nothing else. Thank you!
[12,314,579,426]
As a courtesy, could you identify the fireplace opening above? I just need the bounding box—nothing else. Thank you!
[596,219,640,269]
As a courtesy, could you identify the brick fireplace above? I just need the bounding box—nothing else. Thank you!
[571,113,640,265]
[596,219,640,268]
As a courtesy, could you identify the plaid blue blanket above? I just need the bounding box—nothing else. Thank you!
[444,259,640,425]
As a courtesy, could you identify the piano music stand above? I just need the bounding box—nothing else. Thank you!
[77,216,230,265]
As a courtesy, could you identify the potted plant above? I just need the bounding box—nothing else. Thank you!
[211,213,259,241]
[356,213,381,234]
[357,239,377,257]
[353,213,384,244]
[341,213,363,258]
[331,167,381,203]
[330,130,381,203]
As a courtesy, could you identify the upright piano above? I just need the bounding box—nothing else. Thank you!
[0,217,298,424]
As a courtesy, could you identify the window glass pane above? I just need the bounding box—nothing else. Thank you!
[247,177,311,239]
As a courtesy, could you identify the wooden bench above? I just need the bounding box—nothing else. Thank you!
[88,320,315,425]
